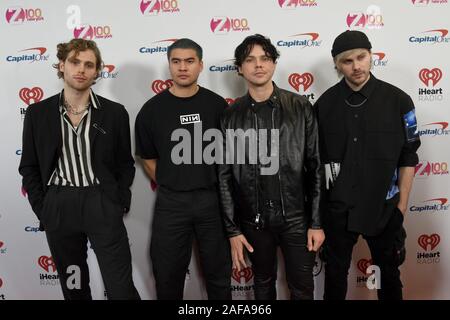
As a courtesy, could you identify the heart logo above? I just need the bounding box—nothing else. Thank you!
[418,234,440,251]
[38,256,56,273]
[419,68,442,87]
[288,72,314,92]
[151,79,173,94]
[357,258,372,274]
[19,87,44,105]
[231,267,254,283]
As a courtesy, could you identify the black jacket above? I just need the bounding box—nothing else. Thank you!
[218,83,322,237]
[19,91,135,225]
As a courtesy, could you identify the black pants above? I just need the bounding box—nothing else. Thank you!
[323,203,406,300]
[150,187,231,300]
[242,222,316,300]
[42,186,140,300]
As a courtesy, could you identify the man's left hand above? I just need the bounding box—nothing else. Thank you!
[307,228,325,252]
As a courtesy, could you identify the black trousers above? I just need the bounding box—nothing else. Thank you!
[42,186,140,300]
[323,202,406,300]
[150,187,231,300]
[242,222,316,300]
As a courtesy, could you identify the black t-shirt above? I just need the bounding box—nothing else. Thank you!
[250,99,281,202]
[135,86,228,191]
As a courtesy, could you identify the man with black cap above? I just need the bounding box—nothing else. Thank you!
[315,30,421,300]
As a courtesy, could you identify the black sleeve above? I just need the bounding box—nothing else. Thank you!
[116,105,136,212]
[398,94,421,167]
[18,106,45,219]
[135,106,158,159]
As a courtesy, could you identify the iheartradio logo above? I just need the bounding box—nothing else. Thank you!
[418,234,440,251]
[151,79,173,94]
[231,267,254,283]
[288,73,314,92]
[356,258,372,274]
[38,256,57,273]
[19,87,44,105]
[419,68,442,87]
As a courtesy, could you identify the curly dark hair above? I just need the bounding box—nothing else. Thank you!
[234,34,280,69]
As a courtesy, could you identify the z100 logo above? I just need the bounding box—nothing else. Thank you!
[210,17,250,34]
[73,24,112,40]
[417,234,441,264]
[288,72,315,101]
[6,47,49,63]
[140,0,180,15]
[151,79,173,94]
[415,161,449,177]
[411,0,448,6]
[347,5,384,29]
[278,0,318,8]
[100,65,118,79]
[5,6,44,24]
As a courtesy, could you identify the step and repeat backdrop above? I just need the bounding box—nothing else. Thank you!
[0,0,449,300]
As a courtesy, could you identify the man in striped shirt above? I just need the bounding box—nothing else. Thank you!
[19,39,139,299]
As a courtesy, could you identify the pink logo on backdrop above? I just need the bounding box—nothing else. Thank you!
[38,256,56,273]
[19,87,44,105]
[210,17,250,34]
[140,0,180,15]
[288,73,314,92]
[278,0,318,8]
[5,7,44,24]
[419,68,443,87]
[151,79,173,94]
[231,267,254,283]
[74,25,112,40]
[346,11,384,29]
[418,234,440,251]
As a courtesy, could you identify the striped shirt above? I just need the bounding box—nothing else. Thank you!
[48,90,100,187]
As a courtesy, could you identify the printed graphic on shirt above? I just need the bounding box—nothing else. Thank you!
[180,113,201,125]
[324,162,341,190]
[403,109,419,142]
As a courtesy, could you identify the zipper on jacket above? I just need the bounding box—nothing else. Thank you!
[272,108,286,217]
[254,113,260,219]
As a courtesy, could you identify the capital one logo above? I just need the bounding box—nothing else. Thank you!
[419,68,442,87]
[5,6,44,25]
[418,234,440,251]
[231,267,254,283]
[415,161,448,176]
[419,122,450,137]
[288,73,314,92]
[372,52,388,67]
[73,24,112,40]
[210,17,250,34]
[19,87,44,105]
[38,256,57,273]
[6,47,49,64]
[278,0,318,9]
[140,0,180,15]
[100,65,118,79]
[151,79,173,94]
[347,5,384,29]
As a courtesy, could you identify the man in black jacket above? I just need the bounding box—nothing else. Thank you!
[315,30,421,300]
[219,34,324,300]
[19,39,139,300]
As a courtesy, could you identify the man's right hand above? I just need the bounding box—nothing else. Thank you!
[229,234,254,271]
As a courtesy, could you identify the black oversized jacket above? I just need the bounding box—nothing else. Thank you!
[19,91,135,224]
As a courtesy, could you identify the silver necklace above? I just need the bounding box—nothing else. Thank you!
[64,99,89,115]
[344,98,367,108]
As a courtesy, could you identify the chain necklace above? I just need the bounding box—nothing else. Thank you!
[64,99,90,115]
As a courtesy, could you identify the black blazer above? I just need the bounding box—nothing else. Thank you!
[19,91,135,223]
